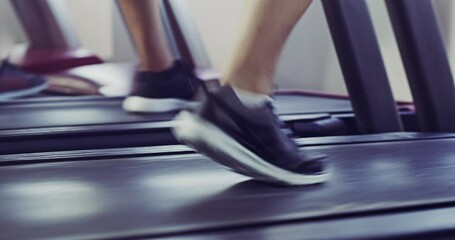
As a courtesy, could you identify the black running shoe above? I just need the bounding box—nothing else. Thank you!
[0,59,48,100]
[173,86,330,185]
[123,61,203,113]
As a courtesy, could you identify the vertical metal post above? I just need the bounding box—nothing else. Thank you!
[386,0,455,132]
[162,0,213,72]
[321,0,403,133]
[10,0,79,49]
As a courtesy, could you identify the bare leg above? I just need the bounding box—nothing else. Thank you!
[117,0,174,72]
[173,0,329,185]
[224,0,313,95]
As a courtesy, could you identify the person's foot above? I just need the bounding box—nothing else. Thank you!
[172,86,330,185]
[123,61,203,113]
[0,59,48,100]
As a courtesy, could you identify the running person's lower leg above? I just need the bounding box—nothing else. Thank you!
[174,0,330,185]
[224,0,314,95]
[118,0,202,113]
[118,0,174,72]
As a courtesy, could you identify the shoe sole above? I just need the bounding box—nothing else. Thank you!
[0,82,48,100]
[172,111,331,186]
[123,96,190,113]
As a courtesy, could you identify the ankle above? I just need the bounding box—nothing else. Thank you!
[223,74,273,95]
[138,59,175,72]
[230,86,273,109]
[136,60,184,77]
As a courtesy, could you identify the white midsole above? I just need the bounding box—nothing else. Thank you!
[173,111,330,185]
[123,96,189,113]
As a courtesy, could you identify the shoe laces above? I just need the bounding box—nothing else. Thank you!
[262,102,299,151]
[265,101,294,138]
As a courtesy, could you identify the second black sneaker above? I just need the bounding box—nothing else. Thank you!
[123,61,203,113]
[173,86,330,185]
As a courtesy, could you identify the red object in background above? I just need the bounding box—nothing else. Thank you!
[7,45,109,96]
[7,0,220,97]
[10,45,103,75]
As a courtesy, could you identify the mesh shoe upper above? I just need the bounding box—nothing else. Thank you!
[193,86,327,175]
[129,61,203,100]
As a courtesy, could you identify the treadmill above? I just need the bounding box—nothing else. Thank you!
[0,0,417,154]
[2,1,455,239]
[2,135,455,240]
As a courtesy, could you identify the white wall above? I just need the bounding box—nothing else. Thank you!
[65,0,114,58]
[0,0,23,58]
[0,0,13,58]
[187,0,347,94]
[187,0,434,100]
[276,1,344,93]
[368,0,412,101]
[187,0,244,71]
[2,0,455,102]
[434,0,455,77]
[187,0,415,100]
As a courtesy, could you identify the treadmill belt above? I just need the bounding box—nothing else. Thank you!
[1,138,455,239]
[160,207,455,240]
[0,94,352,130]
[0,99,172,129]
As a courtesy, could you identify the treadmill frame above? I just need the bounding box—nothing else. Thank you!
[386,0,455,132]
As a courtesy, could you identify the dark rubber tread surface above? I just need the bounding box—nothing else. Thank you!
[1,138,455,239]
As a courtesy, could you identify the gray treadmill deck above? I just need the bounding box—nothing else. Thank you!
[161,207,455,240]
[0,94,352,130]
[1,137,455,239]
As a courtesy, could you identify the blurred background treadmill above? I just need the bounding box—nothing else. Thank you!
[0,0,417,155]
[2,1,455,239]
